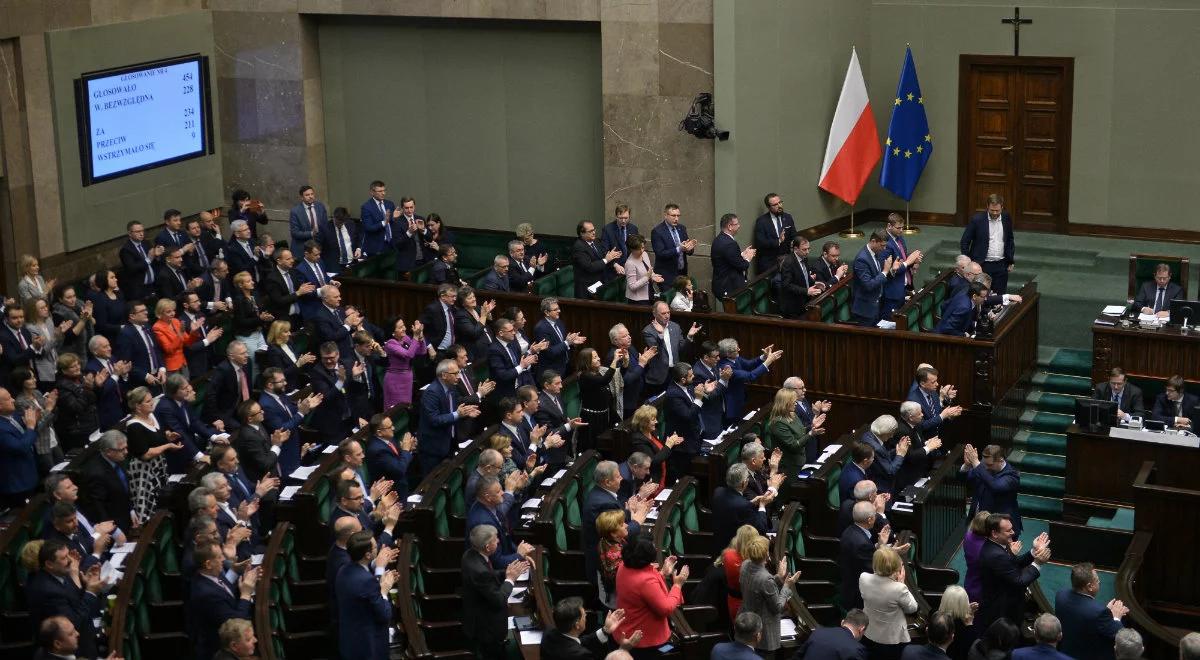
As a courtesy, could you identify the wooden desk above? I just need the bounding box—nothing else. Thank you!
[1065,424,1200,506]
[1091,317,1200,384]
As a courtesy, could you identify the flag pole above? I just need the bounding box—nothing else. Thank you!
[840,202,864,238]
[902,201,920,234]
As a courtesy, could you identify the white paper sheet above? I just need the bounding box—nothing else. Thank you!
[290,465,318,480]
[1101,305,1127,315]
[655,488,672,502]
[280,486,300,501]
[522,498,542,510]
[742,408,758,421]
[780,618,798,639]
[519,630,543,645]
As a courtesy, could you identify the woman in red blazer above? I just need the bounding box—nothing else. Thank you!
[152,297,202,377]
[614,536,687,651]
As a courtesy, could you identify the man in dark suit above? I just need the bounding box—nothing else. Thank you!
[41,501,108,571]
[712,463,774,549]
[0,387,39,506]
[959,193,1015,295]
[322,208,361,272]
[711,611,766,660]
[836,479,890,538]
[156,247,199,302]
[902,611,957,660]
[288,185,328,255]
[662,363,710,479]
[116,300,167,393]
[311,287,360,358]
[33,615,87,660]
[793,609,869,659]
[418,358,481,478]
[334,531,395,660]
[838,442,874,503]
[430,245,465,286]
[187,541,257,660]
[182,218,216,278]
[79,430,134,534]
[906,365,963,438]
[158,373,224,474]
[1055,562,1128,660]
[779,237,825,319]
[976,513,1051,631]
[894,401,943,494]
[692,342,731,439]
[196,259,233,313]
[1151,374,1199,430]
[488,318,537,400]
[752,193,796,275]
[359,180,399,257]
[506,240,537,291]
[716,338,781,426]
[118,221,163,302]
[859,418,908,495]
[581,461,648,587]
[850,230,892,327]
[541,596,629,658]
[347,331,386,421]
[573,221,621,298]
[392,196,427,276]
[462,524,528,660]
[963,443,1023,538]
[839,501,888,610]
[812,240,849,287]
[420,284,460,359]
[224,220,263,283]
[711,213,755,299]
[364,413,415,501]
[1013,614,1075,660]
[261,248,316,325]
[465,474,534,569]
[231,400,289,483]
[533,297,584,382]
[1134,263,1183,317]
[203,341,253,432]
[535,371,584,467]
[1093,366,1146,423]
[0,305,44,387]
[308,343,362,442]
[936,281,988,336]
[641,301,699,396]
[881,213,924,318]
[292,241,335,320]
[600,204,639,280]
[259,368,315,477]
[478,255,512,292]
[651,203,695,283]
[178,292,220,376]
[25,540,104,660]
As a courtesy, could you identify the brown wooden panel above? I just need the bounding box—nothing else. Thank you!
[1021,148,1055,178]
[975,148,1010,177]
[1091,320,1200,385]
[976,69,1013,101]
[1066,427,1200,507]
[976,108,1010,137]
[1132,463,1200,609]
[1022,111,1057,142]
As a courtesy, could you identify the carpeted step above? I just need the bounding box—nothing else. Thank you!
[1013,430,1068,454]
[1018,493,1063,520]
[1010,451,1067,477]
[1037,348,1094,378]
[1018,472,1065,497]
[1034,372,1094,396]
[1021,410,1074,434]
[1027,391,1079,415]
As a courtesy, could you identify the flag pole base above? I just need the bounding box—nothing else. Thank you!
[840,203,864,238]
[902,202,920,234]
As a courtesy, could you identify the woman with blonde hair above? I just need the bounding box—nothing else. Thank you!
[17,254,54,304]
[230,270,273,378]
[22,297,71,391]
[739,534,802,653]
[515,222,549,272]
[152,297,204,378]
[716,524,760,618]
[628,404,681,489]
[263,319,315,389]
[488,433,519,479]
[595,508,630,609]
[859,546,919,660]
[938,584,980,660]
[124,386,185,521]
[764,387,819,483]
[963,510,991,604]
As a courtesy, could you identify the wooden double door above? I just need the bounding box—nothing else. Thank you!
[957,55,1074,232]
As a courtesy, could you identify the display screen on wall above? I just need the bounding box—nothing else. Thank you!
[74,54,214,186]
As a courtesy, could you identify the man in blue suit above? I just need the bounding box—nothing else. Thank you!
[0,304,43,387]
[1013,614,1076,660]
[26,540,104,660]
[335,531,395,660]
[716,337,782,426]
[901,611,957,660]
[418,359,481,478]
[859,416,908,495]
[651,203,695,283]
[960,193,1015,294]
[712,463,773,549]
[364,413,415,501]
[478,255,512,292]
[83,337,133,432]
[906,365,963,438]
[850,231,892,326]
[288,185,328,255]
[963,443,1024,538]
[465,474,534,569]
[752,193,796,275]
[0,388,39,506]
[794,609,868,659]
[42,501,108,571]
[712,611,768,660]
[359,180,399,257]
[488,318,536,399]
[692,341,732,439]
[581,461,648,587]
[838,442,875,503]
[293,241,336,320]
[936,281,988,336]
[1152,374,1199,431]
[976,514,1050,630]
[187,541,256,660]
[880,213,924,318]
[663,363,713,480]
[393,196,426,276]
[532,297,584,382]
[711,213,755,299]
[1055,562,1127,660]
[115,300,167,392]
[157,374,224,474]
[154,209,192,255]
[600,204,639,280]
[259,368,316,477]
[322,209,361,272]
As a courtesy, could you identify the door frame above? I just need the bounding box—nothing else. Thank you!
[956,54,1074,231]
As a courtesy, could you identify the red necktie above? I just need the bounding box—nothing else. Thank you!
[237,367,250,401]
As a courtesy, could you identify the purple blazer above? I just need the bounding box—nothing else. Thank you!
[963,529,986,603]
[383,335,426,408]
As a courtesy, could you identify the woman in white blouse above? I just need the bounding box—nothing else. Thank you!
[623,234,662,305]
[860,546,920,660]
[669,275,694,312]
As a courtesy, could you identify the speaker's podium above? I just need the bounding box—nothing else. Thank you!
[1065,423,1200,508]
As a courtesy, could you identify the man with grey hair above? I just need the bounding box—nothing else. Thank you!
[480,254,511,291]
[837,479,889,536]
[642,301,701,397]
[617,451,653,502]
[44,473,126,548]
[202,339,253,432]
[79,429,134,533]
[507,240,536,291]
[466,448,504,502]
[225,218,261,282]
[84,333,132,432]
[1181,632,1200,660]
[782,376,831,461]
[582,460,650,587]
[606,323,654,417]
[419,357,481,478]
[949,254,974,298]
[712,462,781,549]
[462,523,528,659]
[839,500,909,610]
[893,399,943,493]
[1013,613,1072,659]
[740,438,781,500]
[716,336,783,425]
[860,414,909,494]
[1113,628,1144,660]
[159,372,227,474]
[465,473,533,569]
[534,297,586,383]
[710,611,763,659]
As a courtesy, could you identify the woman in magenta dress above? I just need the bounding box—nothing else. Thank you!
[383,317,426,408]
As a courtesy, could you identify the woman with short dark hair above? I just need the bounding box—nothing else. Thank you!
[613,535,687,654]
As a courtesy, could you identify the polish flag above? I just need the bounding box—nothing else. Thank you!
[818,48,881,205]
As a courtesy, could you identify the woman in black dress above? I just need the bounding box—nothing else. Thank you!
[575,348,612,453]
[262,320,315,390]
[453,287,495,363]
[124,386,185,522]
[88,269,126,343]
[231,271,274,380]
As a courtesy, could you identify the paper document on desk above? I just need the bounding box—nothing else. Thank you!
[588,281,603,294]
[780,618,798,639]
[1101,305,1127,315]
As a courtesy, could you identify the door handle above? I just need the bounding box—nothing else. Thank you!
[1001,145,1014,151]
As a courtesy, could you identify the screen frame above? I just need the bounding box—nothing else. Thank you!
[74,53,215,186]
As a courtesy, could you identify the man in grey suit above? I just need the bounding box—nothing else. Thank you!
[288,185,329,255]
[640,301,700,397]
[1093,367,1145,423]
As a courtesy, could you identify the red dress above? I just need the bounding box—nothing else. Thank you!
[722,548,744,617]
[614,564,684,647]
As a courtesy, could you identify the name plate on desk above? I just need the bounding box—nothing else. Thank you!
[1109,426,1200,448]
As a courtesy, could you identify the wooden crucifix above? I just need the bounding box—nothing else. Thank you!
[1001,7,1033,56]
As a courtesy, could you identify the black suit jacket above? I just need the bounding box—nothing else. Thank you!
[80,454,133,534]
[960,211,1015,267]
[572,239,608,297]
[812,256,843,286]
[418,300,455,354]
[976,539,1039,630]
[179,312,214,376]
[187,573,252,660]
[308,361,359,439]
[533,392,572,467]
[838,524,876,610]
[430,259,461,285]
[711,232,750,299]
[752,211,796,273]
[1133,280,1183,312]
[539,628,616,659]
[155,264,191,301]
[711,486,767,550]
[1152,391,1200,427]
[118,239,156,301]
[260,267,303,321]
[26,570,101,659]
[233,423,279,483]
[460,549,514,644]
[779,254,817,318]
[1092,382,1145,417]
[203,361,245,431]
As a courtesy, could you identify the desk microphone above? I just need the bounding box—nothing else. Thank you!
[1180,307,1191,331]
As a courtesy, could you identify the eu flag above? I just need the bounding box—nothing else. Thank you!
[879,47,932,201]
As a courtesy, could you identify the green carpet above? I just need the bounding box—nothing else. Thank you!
[1028,411,1074,434]
[1015,431,1068,455]
[1035,373,1093,396]
[1029,392,1078,415]
[1042,348,1095,378]
[1019,473,1066,497]
[1018,494,1064,519]
[1087,507,1135,531]
[1013,452,1066,477]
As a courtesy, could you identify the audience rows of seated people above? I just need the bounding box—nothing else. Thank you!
[3,184,1198,660]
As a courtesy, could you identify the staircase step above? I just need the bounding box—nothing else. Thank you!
[1034,372,1094,396]
[1036,348,1094,378]
[1028,391,1080,415]
[1010,451,1067,477]
[1020,410,1074,434]
[1013,430,1067,454]
[1019,472,1065,497]
[1018,493,1064,520]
